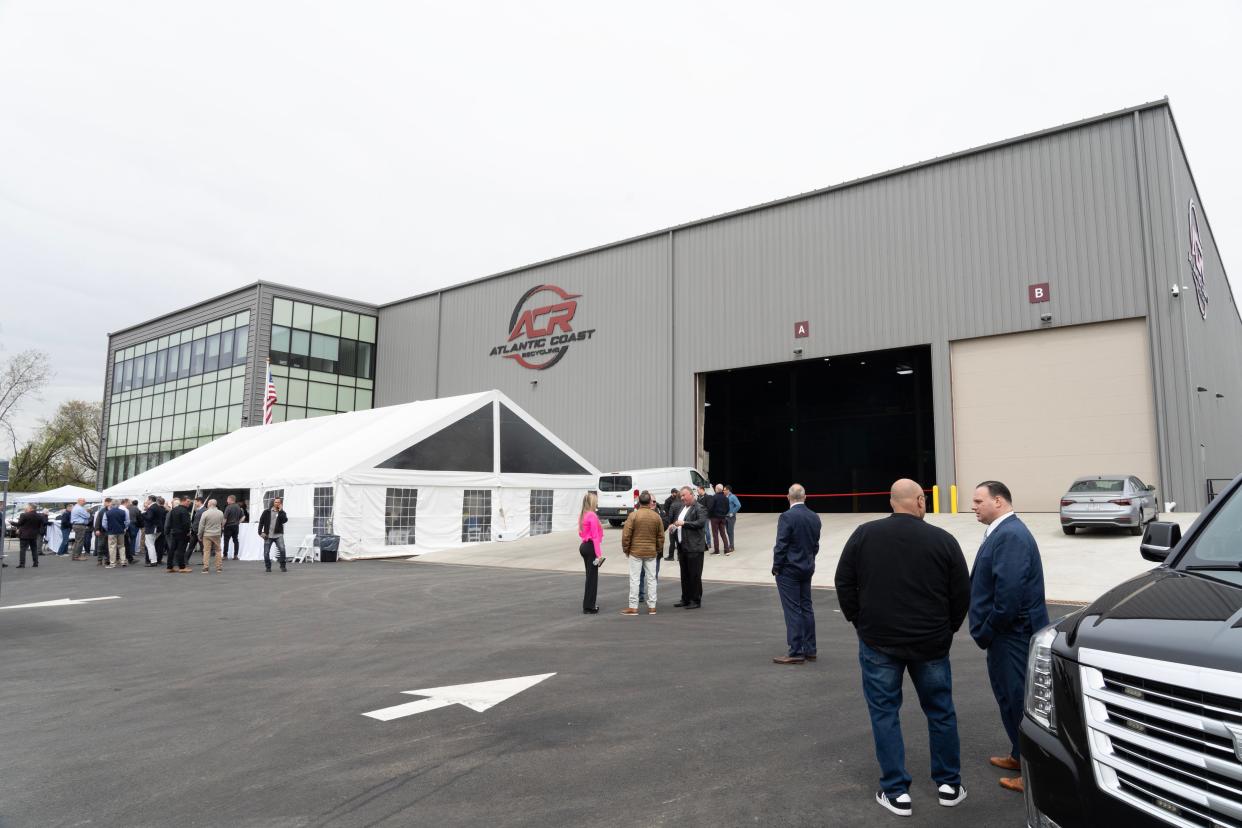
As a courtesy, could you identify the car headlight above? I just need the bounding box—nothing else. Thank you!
[1025,623,1058,732]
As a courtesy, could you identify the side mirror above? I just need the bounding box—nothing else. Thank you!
[1146,484,1157,492]
[1140,521,1182,562]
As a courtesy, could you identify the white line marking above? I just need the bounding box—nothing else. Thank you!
[0,596,121,610]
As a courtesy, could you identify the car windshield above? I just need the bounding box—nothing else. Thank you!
[1068,479,1126,493]
[1177,484,1242,587]
[598,476,632,493]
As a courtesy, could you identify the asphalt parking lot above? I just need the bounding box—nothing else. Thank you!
[0,556,1072,827]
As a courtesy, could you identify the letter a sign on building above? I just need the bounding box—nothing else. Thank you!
[794,321,809,338]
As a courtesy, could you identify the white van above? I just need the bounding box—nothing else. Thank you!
[596,467,711,527]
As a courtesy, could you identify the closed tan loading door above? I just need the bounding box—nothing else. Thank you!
[951,318,1159,512]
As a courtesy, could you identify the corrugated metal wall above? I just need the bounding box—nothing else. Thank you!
[321,103,1239,509]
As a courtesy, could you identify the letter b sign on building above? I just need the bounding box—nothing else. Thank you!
[1028,283,1050,303]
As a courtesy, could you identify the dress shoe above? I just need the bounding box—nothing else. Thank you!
[998,777,1024,794]
[620,608,638,616]
[990,756,1021,771]
[685,602,701,609]
[674,600,690,607]
[15,564,25,569]
[582,607,599,614]
[773,655,806,665]
[804,655,818,661]
[647,607,657,614]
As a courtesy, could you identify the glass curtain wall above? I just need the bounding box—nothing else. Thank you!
[103,311,251,488]
[267,298,377,422]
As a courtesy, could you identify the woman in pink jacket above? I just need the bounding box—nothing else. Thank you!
[578,492,605,614]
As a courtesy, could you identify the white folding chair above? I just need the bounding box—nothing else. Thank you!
[292,533,318,564]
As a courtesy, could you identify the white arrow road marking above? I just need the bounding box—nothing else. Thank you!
[363,672,556,722]
[0,596,121,610]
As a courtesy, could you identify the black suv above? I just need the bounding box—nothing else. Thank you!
[1021,474,1242,828]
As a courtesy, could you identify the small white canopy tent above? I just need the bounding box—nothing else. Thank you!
[102,390,599,559]
[15,485,103,503]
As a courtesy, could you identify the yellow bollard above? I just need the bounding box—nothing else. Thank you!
[932,485,940,514]
[950,484,958,514]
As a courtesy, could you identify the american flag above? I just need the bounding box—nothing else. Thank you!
[263,361,278,424]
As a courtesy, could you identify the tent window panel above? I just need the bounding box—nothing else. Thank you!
[531,489,553,537]
[263,489,285,510]
[385,487,417,546]
[377,404,494,472]
[499,403,590,475]
[313,485,333,535]
[462,489,492,543]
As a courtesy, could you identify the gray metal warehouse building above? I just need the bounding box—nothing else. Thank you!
[100,99,1241,513]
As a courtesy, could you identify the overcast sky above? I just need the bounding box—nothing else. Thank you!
[1,0,1239,439]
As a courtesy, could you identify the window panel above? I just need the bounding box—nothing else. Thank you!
[271,325,290,354]
[312,305,341,336]
[338,339,357,378]
[112,366,123,393]
[207,319,221,336]
[201,381,217,409]
[357,342,374,379]
[462,489,492,543]
[356,389,373,410]
[336,386,354,412]
[200,409,215,436]
[144,353,156,387]
[230,377,244,407]
[137,420,151,444]
[193,324,207,340]
[228,405,241,432]
[286,406,306,420]
[385,488,417,546]
[133,356,146,388]
[122,359,134,391]
[313,485,334,535]
[287,378,308,407]
[190,338,206,374]
[233,326,249,365]
[530,489,553,536]
[272,298,293,327]
[340,311,359,340]
[139,396,153,420]
[179,342,192,375]
[357,378,373,390]
[220,328,234,367]
[154,349,167,384]
[291,329,310,356]
[205,333,221,372]
[358,315,376,343]
[151,394,164,418]
[237,310,250,328]
[292,301,312,330]
[214,407,229,434]
[174,388,187,414]
[173,414,186,439]
[186,385,202,412]
[307,382,336,410]
[306,408,332,419]
[310,333,338,361]
[271,404,287,424]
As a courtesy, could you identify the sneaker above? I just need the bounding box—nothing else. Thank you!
[937,784,967,807]
[876,791,912,817]
[105,564,115,569]
[647,607,657,614]
[620,608,638,615]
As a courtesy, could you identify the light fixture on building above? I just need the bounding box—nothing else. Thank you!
[1216,393,1225,399]
[1196,386,1208,392]
[895,365,913,375]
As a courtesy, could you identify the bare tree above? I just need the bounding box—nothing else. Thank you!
[47,400,102,479]
[0,349,52,451]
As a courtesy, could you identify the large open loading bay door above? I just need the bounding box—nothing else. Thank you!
[951,318,1159,512]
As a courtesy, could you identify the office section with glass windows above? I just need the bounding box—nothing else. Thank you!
[266,298,377,422]
[103,311,251,487]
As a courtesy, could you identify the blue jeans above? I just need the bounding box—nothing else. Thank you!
[986,631,1030,761]
[57,529,71,555]
[775,570,815,657]
[638,555,660,603]
[858,639,961,795]
[126,525,140,558]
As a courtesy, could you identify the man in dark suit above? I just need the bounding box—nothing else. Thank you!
[969,480,1049,795]
[771,484,821,665]
[662,489,679,561]
[670,486,706,608]
[835,479,971,816]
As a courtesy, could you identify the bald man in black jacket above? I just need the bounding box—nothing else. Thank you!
[834,478,971,817]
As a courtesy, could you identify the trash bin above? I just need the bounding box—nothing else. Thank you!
[318,534,339,563]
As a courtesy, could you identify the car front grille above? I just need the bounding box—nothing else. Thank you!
[1079,648,1242,828]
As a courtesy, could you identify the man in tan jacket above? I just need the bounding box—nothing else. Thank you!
[620,491,665,616]
[198,499,226,573]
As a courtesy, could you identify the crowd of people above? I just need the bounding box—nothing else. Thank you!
[7,494,294,574]
[576,476,1048,818]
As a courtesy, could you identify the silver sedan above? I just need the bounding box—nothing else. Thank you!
[1059,475,1158,536]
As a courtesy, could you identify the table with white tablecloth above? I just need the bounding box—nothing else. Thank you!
[45,523,63,552]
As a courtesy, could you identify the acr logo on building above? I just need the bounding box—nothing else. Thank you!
[1187,200,1208,320]
[490,284,596,370]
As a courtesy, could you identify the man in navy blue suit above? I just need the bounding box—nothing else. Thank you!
[969,480,1049,795]
[771,483,821,665]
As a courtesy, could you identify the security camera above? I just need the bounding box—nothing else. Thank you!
[1170,284,1180,298]
[1040,312,1052,323]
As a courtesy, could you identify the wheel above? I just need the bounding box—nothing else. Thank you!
[1062,526,1076,535]
[608,519,624,528]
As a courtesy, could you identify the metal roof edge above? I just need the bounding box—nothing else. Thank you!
[379,98,1173,309]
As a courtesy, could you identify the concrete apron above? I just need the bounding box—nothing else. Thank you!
[409,511,1198,605]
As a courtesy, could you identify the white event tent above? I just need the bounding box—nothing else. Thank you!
[15,485,103,503]
[102,390,599,559]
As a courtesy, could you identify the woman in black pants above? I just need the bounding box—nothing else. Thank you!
[577,492,604,613]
